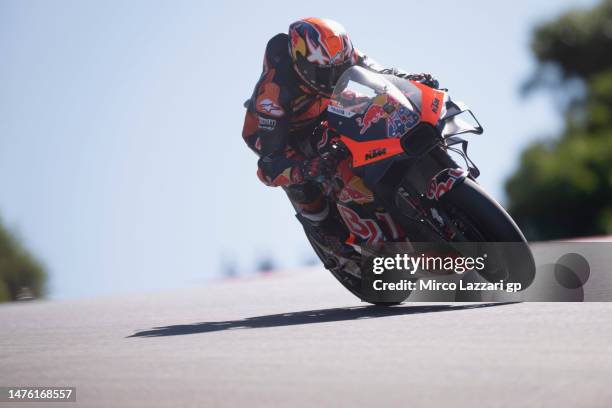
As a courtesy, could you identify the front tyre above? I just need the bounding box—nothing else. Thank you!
[436,178,535,288]
[441,178,525,242]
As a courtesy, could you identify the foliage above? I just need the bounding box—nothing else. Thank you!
[505,0,612,239]
[0,219,47,302]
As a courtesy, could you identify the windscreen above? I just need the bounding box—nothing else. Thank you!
[328,66,423,140]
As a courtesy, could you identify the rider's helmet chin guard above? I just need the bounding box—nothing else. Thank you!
[288,18,358,97]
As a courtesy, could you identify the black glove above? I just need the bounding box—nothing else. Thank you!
[379,68,439,89]
[402,72,440,89]
[300,156,338,183]
[313,125,342,156]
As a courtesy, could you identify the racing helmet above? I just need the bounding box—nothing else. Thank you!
[288,18,357,95]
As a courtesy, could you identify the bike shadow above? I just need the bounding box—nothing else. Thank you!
[128,302,517,338]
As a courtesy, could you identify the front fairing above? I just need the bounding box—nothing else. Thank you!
[327,66,482,189]
[327,66,426,185]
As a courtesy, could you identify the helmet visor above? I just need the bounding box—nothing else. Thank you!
[295,55,354,94]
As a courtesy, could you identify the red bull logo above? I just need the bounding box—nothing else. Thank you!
[355,94,403,135]
[356,104,386,135]
[338,177,375,204]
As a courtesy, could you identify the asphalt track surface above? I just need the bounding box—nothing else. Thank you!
[1,268,612,408]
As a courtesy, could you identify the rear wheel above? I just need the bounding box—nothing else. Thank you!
[305,232,403,305]
[305,233,361,298]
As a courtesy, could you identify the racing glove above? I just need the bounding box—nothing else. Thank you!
[313,124,342,156]
[381,68,440,89]
[402,72,440,89]
[299,155,338,183]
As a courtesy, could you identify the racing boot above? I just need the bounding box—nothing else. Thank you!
[297,202,358,265]
[285,181,358,264]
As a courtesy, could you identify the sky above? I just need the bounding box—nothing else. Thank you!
[0,0,598,299]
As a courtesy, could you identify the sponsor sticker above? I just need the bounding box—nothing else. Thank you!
[257,98,284,117]
[356,104,386,134]
[387,105,419,137]
[258,116,276,130]
[327,104,356,118]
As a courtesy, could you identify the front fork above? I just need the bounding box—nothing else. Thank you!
[372,144,471,242]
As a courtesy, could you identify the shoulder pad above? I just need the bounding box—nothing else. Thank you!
[264,33,290,66]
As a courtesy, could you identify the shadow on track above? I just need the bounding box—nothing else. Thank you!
[128,302,518,338]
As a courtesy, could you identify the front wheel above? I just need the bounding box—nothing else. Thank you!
[441,178,526,242]
[396,177,535,288]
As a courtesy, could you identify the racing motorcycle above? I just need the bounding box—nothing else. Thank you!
[300,66,534,303]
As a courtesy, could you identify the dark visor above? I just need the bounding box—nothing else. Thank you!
[295,54,354,93]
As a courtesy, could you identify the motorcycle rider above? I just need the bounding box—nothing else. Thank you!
[242,18,439,257]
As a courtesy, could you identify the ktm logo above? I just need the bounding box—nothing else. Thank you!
[431,98,440,114]
[365,148,387,161]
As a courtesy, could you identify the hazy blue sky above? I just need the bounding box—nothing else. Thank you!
[0,0,596,299]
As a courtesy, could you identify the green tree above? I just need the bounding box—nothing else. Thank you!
[506,0,612,240]
[0,218,47,302]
